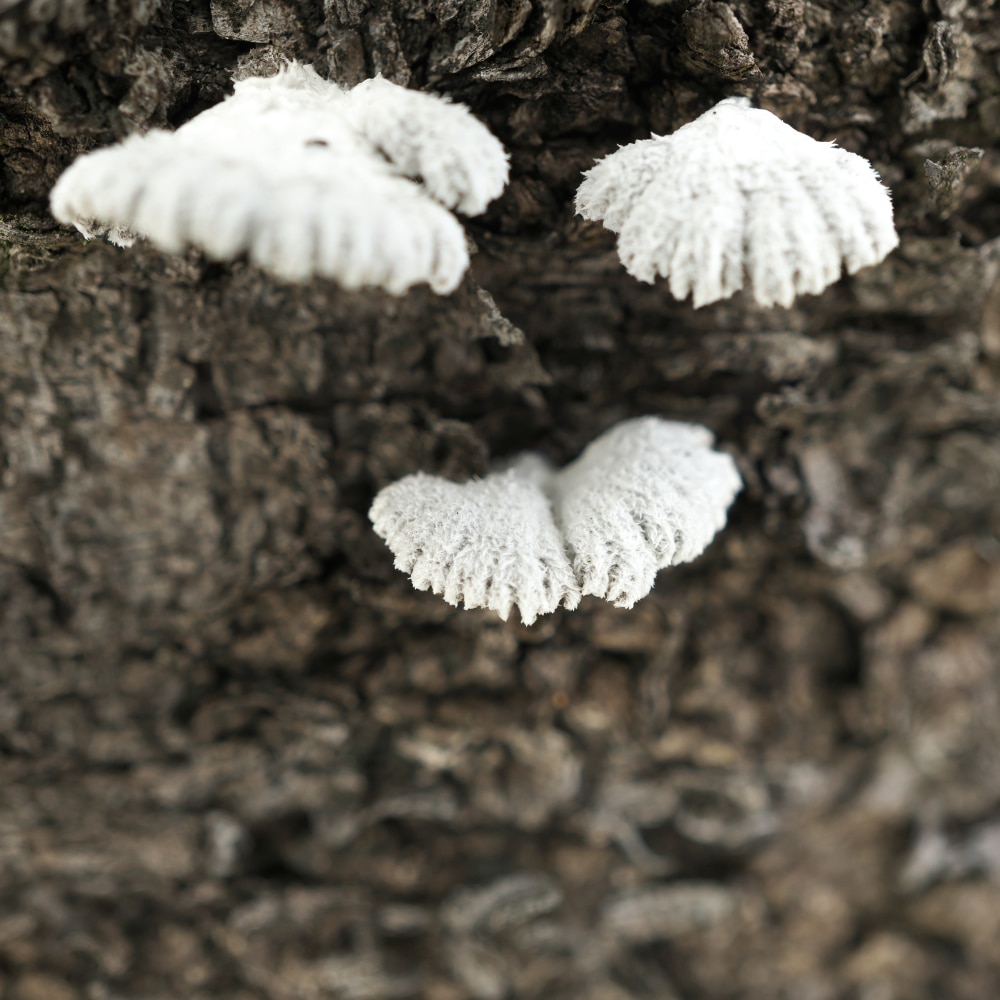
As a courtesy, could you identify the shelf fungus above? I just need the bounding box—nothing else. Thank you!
[369,417,742,625]
[49,62,509,294]
[575,97,899,309]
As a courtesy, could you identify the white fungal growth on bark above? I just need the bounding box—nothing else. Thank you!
[369,417,742,625]
[49,62,509,294]
[369,456,582,626]
[575,97,899,309]
[551,418,742,607]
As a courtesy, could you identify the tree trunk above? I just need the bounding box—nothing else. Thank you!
[2,2,999,997]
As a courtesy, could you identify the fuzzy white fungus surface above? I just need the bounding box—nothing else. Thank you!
[369,417,742,625]
[369,455,582,626]
[575,98,899,308]
[50,63,509,294]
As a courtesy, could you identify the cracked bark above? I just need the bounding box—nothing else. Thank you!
[2,2,1000,998]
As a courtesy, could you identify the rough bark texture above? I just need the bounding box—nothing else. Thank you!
[2,1,1000,998]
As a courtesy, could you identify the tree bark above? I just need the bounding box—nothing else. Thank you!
[2,2,1000,997]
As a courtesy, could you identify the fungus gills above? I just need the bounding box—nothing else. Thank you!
[369,417,742,625]
[50,62,509,294]
[576,97,899,309]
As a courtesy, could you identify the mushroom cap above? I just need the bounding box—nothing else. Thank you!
[575,97,899,309]
[551,417,742,608]
[369,456,581,626]
[369,417,742,623]
[50,62,509,295]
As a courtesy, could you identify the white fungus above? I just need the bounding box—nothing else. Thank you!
[49,62,509,294]
[369,417,742,625]
[575,97,899,309]
[369,454,582,626]
[550,418,742,608]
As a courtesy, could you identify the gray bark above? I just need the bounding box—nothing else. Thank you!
[2,1,1000,998]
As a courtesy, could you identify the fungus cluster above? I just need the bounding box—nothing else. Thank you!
[50,62,509,294]
[576,97,899,308]
[47,68,904,625]
[369,418,742,625]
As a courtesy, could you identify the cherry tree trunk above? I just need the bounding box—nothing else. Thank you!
[1,2,999,998]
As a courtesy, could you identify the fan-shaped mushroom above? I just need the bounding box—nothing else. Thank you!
[50,62,509,295]
[576,98,898,308]
[369,417,742,624]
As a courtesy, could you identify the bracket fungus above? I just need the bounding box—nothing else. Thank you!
[49,62,509,294]
[369,417,742,625]
[575,97,899,308]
